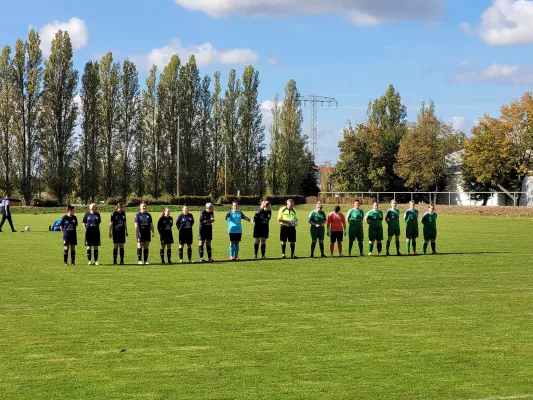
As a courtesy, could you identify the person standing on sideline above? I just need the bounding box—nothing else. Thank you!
[253,201,271,259]
[134,201,155,265]
[346,199,365,256]
[308,202,327,258]
[109,202,128,264]
[0,192,16,232]
[404,200,419,256]
[176,204,194,263]
[225,201,251,261]
[60,205,78,265]
[366,202,384,256]
[385,199,402,256]
[421,204,438,255]
[327,205,347,257]
[278,199,298,259]
[198,203,215,262]
[83,203,102,265]
[158,208,174,264]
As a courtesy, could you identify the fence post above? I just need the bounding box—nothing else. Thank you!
[394,192,396,201]
[513,192,517,207]
[377,193,379,203]
[448,192,451,206]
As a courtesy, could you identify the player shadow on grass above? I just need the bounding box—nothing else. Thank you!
[421,251,511,256]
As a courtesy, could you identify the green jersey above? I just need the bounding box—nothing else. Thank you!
[365,210,383,228]
[347,208,364,227]
[404,209,419,227]
[421,212,437,230]
[386,209,400,230]
[308,210,326,226]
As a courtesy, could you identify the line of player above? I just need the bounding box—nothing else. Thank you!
[57,198,438,265]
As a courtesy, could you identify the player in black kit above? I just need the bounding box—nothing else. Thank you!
[253,201,272,259]
[158,208,174,264]
[60,205,78,265]
[198,202,215,262]
[176,204,195,263]
[83,203,102,265]
[134,201,155,265]
[109,202,128,264]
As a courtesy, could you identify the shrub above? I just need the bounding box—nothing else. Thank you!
[30,198,59,207]
[220,196,261,205]
[106,196,125,206]
[170,196,212,206]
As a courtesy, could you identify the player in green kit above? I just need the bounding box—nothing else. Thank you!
[365,202,384,256]
[346,199,365,256]
[421,204,438,254]
[404,200,419,256]
[308,202,327,258]
[385,199,402,256]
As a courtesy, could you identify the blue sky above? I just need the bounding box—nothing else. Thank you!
[2,0,533,163]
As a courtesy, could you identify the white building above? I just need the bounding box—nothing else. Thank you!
[444,150,533,206]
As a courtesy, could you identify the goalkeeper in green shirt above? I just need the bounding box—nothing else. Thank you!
[421,204,438,254]
[346,199,365,256]
[365,202,384,256]
[308,202,327,257]
[404,200,419,255]
[385,199,402,256]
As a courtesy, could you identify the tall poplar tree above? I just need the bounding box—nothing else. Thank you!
[221,69,240,195]
[0,45,14,193]
[211,71,222,198]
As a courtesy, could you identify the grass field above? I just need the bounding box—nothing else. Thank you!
[1,208,532,399]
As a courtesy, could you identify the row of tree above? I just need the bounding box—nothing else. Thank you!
[0,30,315,205]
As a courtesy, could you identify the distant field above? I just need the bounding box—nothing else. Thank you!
[1,211,532,399]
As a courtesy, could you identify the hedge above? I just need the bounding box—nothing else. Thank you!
[220,196,261,205]
[30,198,60,207]
[264,195,306,205]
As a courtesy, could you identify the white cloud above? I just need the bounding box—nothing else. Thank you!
[451,116,477,134]
[135,38,258,70]
[452,63,533,85]
[457,60,472,67]
[267,56,279,65]
[37,17,88,57]
[461,0,533,46]
[174,0,444,25]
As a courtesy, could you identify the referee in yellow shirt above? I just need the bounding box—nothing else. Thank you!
[278,198,298,258]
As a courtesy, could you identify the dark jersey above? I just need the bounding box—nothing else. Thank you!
[60,215,78,231]
[176,213,194,230]
[134,212,153,231]
[111,211,127,232]
[83,212,101,228]
[254,208,271,226]
[158,216,174,233]
[199,209,214,226]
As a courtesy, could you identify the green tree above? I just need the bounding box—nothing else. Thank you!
[117,59,140,199]
[395,101,461,191]
[237,65,264,195]
[0,45,14,193]
[211,71,222,198]
[221,69,240,195]
[300,152,320,196]
[99,52,121,198]
[266,94,281,195]
[78,60,101,203]
[157,55,181,196]
[39,31,79,205]
[12,30,43,204]
[198,74,212,195]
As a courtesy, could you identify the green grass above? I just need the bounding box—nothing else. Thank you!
[1,210,533,399]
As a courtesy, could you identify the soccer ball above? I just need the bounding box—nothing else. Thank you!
[290,219,298,227]
[25,226,31,231]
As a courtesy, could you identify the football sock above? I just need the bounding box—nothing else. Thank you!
[386,240,391,253]
[338,243,342,254]
[290,243,295,257]
[199,244,204,259]
[71,250,76,264]
[235,245,239,258]
[368,242,374,253]
[119,248,124,263]
[377,242,382,253]
[64,249,68,263]
[137,248,142,262]
[187,247,192,261]
[431,242,436,253]
[261,244,266,257]
[281,243,286,255]
[113,249,118,263]
[330,242,335,254]
[396,241,400,253]
[254,243,259,257]
[311,242,316,256]
[423,243,428,254]
[167,249,172,262]
[87,249,91,261]
[160,249,165,263]
[207,246,212,259]
[143,248,149,263]
[412,240,417,252]
[358,240,363,254]
[229,245,234,258]
[319,242,325,256]
[179,247,184,260]
[348,241,353,255]
[406,241,411,253]
[94,249,98,262]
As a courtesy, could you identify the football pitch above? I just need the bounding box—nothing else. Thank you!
[1,210,532,399]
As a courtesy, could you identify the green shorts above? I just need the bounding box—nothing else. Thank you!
[310,226,325,241]
[348,225,364,242]
[424,229,437,241]
[406,225,419,239]
[387,227,401,237]
[368,226,383,242]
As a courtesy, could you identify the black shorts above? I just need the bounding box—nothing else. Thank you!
[137,229,152,243]
[253,225,269,239]
[330,231,343,243]
[85,228,101,247]
[63,231,77,246]
[229,233,242,242]
[113,230,126,244]
[160,231,174,245]
[280,225,296,243]
[199,226,213,241]
[179,228,193,245]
